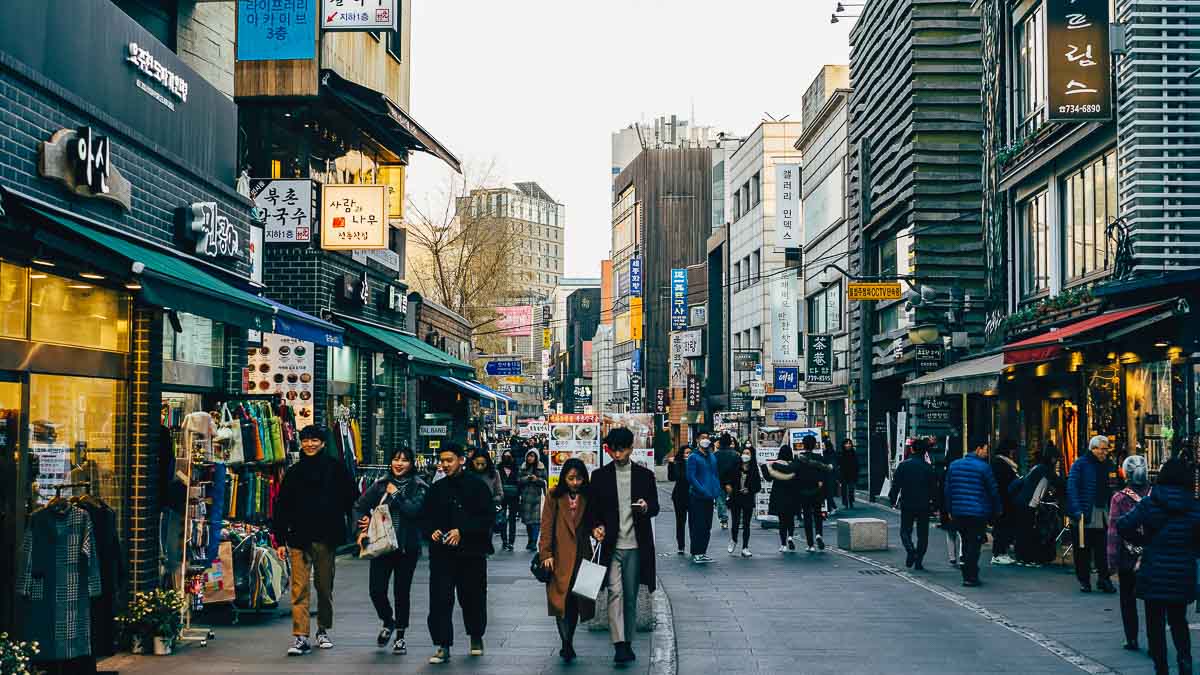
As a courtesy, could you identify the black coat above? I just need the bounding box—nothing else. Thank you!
[888,457,936,513]
[584,461,660,592]
[839,449,860,483]
[1117,486,1200,603]
[715,449,741,485]
[990,457,1019,514]
[272,452,358,548]
[422,471,495,557]
[723,462,762,508]
[354,474,429,556]
[668,458,689,504]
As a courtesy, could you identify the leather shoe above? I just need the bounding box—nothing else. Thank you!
[614,642,636,663]
[905,552,915,568]
[1122,641,1138,651]
[1097,579,1117,594]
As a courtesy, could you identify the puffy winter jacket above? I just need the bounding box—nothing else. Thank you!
[943,455,1001,520]
[1066,453,1116,524]
[1117,486,1200,603]
[687,450,723,501]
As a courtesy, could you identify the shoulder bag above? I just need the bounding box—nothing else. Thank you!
[216,403,245,465]
[360,490,399,559]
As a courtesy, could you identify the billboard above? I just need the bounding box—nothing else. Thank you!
[495,305,533,337]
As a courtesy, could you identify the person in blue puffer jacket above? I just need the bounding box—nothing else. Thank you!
[1117,458,1200,675]
[943,436,1001,587]
[686,433,722,564]
[1066,435,1118,593]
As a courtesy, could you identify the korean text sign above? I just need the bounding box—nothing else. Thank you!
[629,256,643,297]
[320,184,387,250]
[1046,0,1111,121]
[238,0,316,62]
[775,163,801,249]
[806,334,833,384]
[671,268,688,331]
[320,0,399,31]
[251,179,313,243]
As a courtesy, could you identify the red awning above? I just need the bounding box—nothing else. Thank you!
[1003,301,1174,365]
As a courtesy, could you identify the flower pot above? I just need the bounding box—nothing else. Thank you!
[152,637,173,655]
[130,636,145,654]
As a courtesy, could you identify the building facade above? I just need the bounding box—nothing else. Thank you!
[460,182,566,302]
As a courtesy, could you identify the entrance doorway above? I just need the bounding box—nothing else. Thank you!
[0,375,23,633]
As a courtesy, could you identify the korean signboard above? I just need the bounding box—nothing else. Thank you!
[771,275,799,362]
[1046,0,1111,122]
[320,184,387,250]
[629,373,644,412]
[733,350,760,372]
[654,388,668,415]
[690,305,708,327]
[630,297,644,341]
[923,398,952,423]
[687,374,702,410]
[543,328,552,350]
[320,0,399,31]
[677,330,703,358]
[629,256,643,297]
[246,334,315,429]
[731,386,752,413]
[806,334,833,385]
[237,0,317,61]
[669,333,687,388]
[485,360,522,376]
[547,413,600,490]
[177,202,244,260]
[914,344,944,373]
[847,282,903,301]
[774,366,801,391]
[251,179,313,243]
[775,163,801,249]
[39,128,131,212]
[670,268,688,331]
[495,306,533,337]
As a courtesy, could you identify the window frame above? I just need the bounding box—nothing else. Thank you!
[1014,3,1047,140]
[1062,148,1118,284]
[1019,189,1050,298]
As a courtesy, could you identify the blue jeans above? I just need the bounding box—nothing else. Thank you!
[715,494,729,523]
[688,497,715,556]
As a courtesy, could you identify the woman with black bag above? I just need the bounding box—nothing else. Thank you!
[538,458,595,662]
[725,443,762,557]
[498,451,521,551]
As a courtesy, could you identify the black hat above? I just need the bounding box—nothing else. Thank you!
[1157,458,1190,488]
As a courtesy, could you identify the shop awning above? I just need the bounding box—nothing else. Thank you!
[439,376,497,403]
[260,296,344,348]
[321,69,461,173]
[29,206,275,331]
[339,318,473,378]
[903,353,1005,399]
[1003,301,1179,365]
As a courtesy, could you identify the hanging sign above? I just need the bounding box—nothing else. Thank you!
[486,360,523,376]
[775,163,801,248]
[1046,0,1112,122]
[669,333,687,388]
[251,179,314,242]
[690,305,708,327]
[629,256,643,297]
[630,297,644,341]
[771,274,799,362]
[629,373,643,412]
[543,328,552,349]
[320,184,387,250]
[687,375,702,410]
[847,282,903,301]
[671,268,688,331]
[806,334,833,385]
[654,388,668,415]
[677,330,703,358]
[733,350,760,372]
[774,366,801,391]
[237,0,318,61]
[321,0,399,31]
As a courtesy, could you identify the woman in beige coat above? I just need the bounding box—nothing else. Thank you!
[538,457,595,662]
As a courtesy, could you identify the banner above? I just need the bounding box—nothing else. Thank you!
[629,373,644,412]
[669,333,687,388]
[601,413,655,472]
[547,413,600,490]
[775,163,801,248]
[670,268,688,331]
[495,306,533,337]
[677,329,702,358]
[629,256,643,297]
[1046,0,1112,122]
[806,334,833,385]
[771,274,799,362]
[321,184,387,250]
[630,296,643,341]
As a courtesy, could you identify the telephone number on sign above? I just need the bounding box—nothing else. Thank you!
[1057,104,1103,114]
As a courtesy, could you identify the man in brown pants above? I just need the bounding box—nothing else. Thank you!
[272,425,358,656]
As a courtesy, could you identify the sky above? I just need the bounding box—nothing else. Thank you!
[404,0,853,278]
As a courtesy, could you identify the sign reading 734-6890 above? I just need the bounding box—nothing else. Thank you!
[1045,0,1111,122]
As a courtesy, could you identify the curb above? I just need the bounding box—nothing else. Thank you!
[649,576,677,675]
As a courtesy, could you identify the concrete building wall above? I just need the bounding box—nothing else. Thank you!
[176,0,235,99]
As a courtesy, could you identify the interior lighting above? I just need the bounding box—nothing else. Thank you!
[31,258,55,267]
[80,272,105,280]
[1035,363,1051,377]
[67,284,92,290]
[1154,341,1169,348]
[124,282,142,290]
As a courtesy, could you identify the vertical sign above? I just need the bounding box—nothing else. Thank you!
[1046,0,1112,121]
[775,163,801,248]
[687,374,702,410]
[630,296,643,341]
[774,366,800,391]
[670,268,688,331]
[542,305,552,326]
[629,373,644,412]
[669,332,687,388]
[771,274,799,362]
[654,388,668,415]
[629,256,643,297]
[543,328,552,350]
[237,0,316,61]
[806,334,833,385]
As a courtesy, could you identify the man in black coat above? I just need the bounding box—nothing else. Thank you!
[889,438,937,569]
[714,433,740,529]
[422,442,495,664]
[586,427,660,665]
[839,439,860,509]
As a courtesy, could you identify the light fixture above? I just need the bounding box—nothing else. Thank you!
[29,273,47,279]
[124,282,142,290]
[80,272,105,280]
[1154,341,1169,348]
[67,284,92,290]
[1106,352,1117,360]
[31,258,55,267]
[1035,363,1051,377]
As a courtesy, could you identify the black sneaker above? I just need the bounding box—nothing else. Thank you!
[816,535,826,551]
[429,646,450,664]
[315,630,333,649]
[377,626,394,647]
[392,636,407,655]
[287,635,311,656]
[560,644,577,662]
[614,641,636,663]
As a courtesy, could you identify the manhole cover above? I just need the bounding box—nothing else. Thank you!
[857,569,891,576]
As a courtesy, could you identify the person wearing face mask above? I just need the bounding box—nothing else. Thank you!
[686,432,722,564]
[354,447,430,655]
[497,451,521,551]
[714,433,740,530]
[666,445,692,555]
[723,444,762,557]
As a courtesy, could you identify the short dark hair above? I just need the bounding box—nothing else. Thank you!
[970,435,990,452]
[802,435,817,451]
[299,425,324,441]
[606,427,634,451]
[439,441,465,458]
[1157,458,1190,488]
[389,447,416,464]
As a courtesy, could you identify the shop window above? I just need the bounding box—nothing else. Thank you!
[327,345,358,383]
[162,313,225,367]
[1125,361,1172,468]
[28,374,126,537]
[1064,149,1118,282]
[30,273,129,352]
[1020,190,1050,296]
[0,262,27,339]
[807,282,842,334]
[1015,3,1047,140]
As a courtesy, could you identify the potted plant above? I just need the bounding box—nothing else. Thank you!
[118,589,186,655]
[0,633,39,675]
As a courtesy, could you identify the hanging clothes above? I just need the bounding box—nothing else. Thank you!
[207,463,227,563]
[18,502,102,661]
[182,412,217,463]
[75,497,122,658]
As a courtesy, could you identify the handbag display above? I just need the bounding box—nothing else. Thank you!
[360,491,399,559]
[570,544,606,602]
[216,404,245,465]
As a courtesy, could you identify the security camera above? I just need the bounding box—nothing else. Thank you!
[131,261,145,274]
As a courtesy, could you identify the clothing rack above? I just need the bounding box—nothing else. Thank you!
[174,426,216,649]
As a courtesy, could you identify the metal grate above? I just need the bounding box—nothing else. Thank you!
[857,569,891,576]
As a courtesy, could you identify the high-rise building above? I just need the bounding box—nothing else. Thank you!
[612,115,722,177]
[458,182,565,302]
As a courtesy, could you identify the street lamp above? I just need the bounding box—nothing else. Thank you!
[907,323,940,346]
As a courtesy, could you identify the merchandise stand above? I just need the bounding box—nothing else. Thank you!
[175,429,215,648]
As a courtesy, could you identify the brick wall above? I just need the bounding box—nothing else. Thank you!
[175,1,236,100]
[128,307,163,593]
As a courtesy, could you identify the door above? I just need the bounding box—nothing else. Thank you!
[0,373,26,634]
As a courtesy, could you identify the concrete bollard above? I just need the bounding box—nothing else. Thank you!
[836,517,889,551]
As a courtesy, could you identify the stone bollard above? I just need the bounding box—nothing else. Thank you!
[836,517,889,551]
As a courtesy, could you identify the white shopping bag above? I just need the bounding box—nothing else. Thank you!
[571,544,606,602]
[360,492,399,559]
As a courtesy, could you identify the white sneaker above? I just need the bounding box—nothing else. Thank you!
[778,545,788,553]
[287,636,311,656]
[993,554,1015,566]
[315,630,333,649]
[806,545,816,553]
[692,554,705,564]
[728,541,736,555]
[741,548,753,558]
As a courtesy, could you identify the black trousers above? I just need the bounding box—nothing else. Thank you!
[777,511,796,545]
[825,475,838,512]
[1118,568,1140,645]
[688,497,715,555]
[502,497,519,546]
[1074,527,1109,584]
[729,500,753,548]
[673,496,689,551]
[955,516,987,582]
[1145,600,1190,674]
[900,510,930,563]
[801,503,824,546]
[369,549,420,631]
[427,553,487,647]
[992,511,1015,557]
[840,480,856,508]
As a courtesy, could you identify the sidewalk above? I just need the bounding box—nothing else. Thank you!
[101,534,655,675]
[652,487,1147,674]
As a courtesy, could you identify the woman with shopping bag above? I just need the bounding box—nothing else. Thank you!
[355,447,429,656]
[538,458,595,663]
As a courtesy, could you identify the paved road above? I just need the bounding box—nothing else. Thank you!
[655,488,1167,674]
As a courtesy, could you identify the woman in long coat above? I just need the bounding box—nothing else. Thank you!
[538,458,596,662]
[519,449,548,550]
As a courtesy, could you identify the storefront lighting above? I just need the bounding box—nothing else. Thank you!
[29,273,47,279]
[80,272,105,280]
[1168,347,1183,359]
[1006,374,1015,381]
[1068,352,1084,372]
[67,284,92,290]
[31,258,55,267]
[1119,352,1139,364]
[1106,352,1117,360]
[1154,341,1169,348]
[124,282,142,290]
[1035,363,1051,377]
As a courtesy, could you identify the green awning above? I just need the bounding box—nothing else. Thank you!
[339,318,474,379]
[29,207,275,331]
